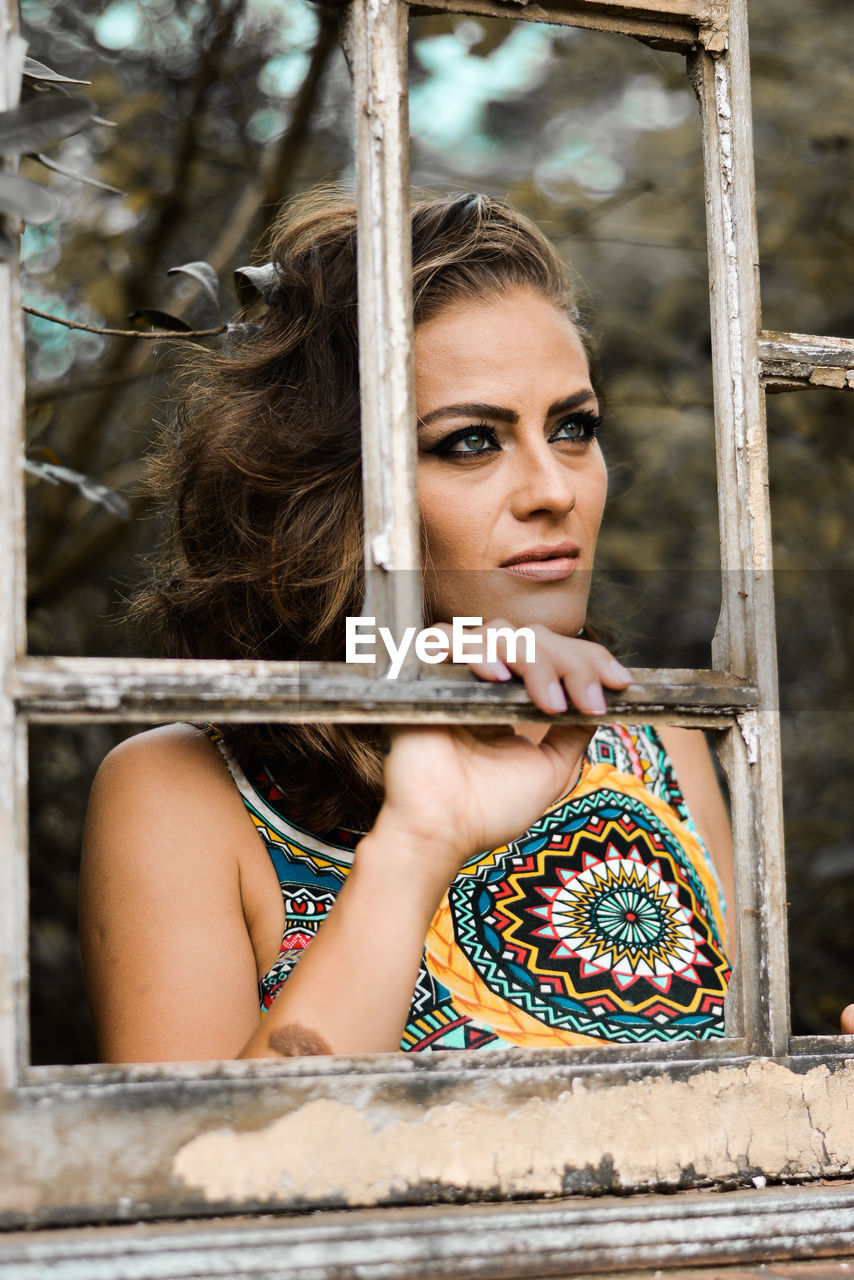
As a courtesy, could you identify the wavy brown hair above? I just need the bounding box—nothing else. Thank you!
[139,189,586,832]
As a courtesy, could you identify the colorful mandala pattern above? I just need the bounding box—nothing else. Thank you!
[207,724,730,1047]
[434,785,730,1045]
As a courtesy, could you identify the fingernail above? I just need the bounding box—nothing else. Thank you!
[485,661,513,681]
[546,680,568,713]
[586,683,607,715]
[608,660,632,682]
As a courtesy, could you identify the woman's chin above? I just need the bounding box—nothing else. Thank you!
[427,604,587,640]
[425,569,591,638]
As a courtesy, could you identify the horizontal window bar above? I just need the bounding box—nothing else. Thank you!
[788,1034,854,1058]
[12,658,757,724]
[406,0,727,53]
[3,1179,854,1279]
[760,330,854,392]
[5,1051,853,1229]
[25,1034,752,1089]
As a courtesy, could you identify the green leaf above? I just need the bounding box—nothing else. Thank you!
[233,262,279,308]
[127,309,192,332]
[23,459,131,520]
[166,260,221,317]
[23,57,91,86]
[0,95,95,155]
[0,171,58,224]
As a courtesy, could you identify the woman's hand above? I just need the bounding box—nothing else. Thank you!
[431,618,633,716]
[842,1006,854,1034]
[360,622,634,908]
[364,720,593,908]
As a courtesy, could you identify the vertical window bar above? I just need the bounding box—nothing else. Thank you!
[691,0,790,1056]
[342,0,423,672]
[0,0,30,1086]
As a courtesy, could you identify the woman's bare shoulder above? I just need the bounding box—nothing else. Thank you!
[89,722,256,824]
[83,723,255,899]
[94,721,228,782]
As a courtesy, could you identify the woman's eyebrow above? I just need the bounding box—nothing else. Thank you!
[417,389,596,431]
[417,402,517,429]
[547,391,598,417]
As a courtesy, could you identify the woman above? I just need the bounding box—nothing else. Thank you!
[80,191,734,1062]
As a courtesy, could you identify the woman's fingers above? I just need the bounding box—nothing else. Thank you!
[841,1004,854,1035]
[424,619,634,717]
[487,625,633,716]
[427,621,514,682]
[556,644,633,716]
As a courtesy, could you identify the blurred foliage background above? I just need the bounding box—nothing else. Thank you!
[19,0,853,1063]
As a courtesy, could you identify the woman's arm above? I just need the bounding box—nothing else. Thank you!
[236,820,442,1057]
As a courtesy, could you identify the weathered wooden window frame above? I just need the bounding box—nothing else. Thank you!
[2,0,854,1263]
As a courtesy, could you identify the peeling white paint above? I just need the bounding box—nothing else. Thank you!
[370,528,393,571]
[713,59,744,460]
[737,709,759,764]
[172,1060,854,1205]
[712,53,769,570]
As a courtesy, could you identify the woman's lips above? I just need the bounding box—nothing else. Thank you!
[500,554,579,582]
[496,550,583,586]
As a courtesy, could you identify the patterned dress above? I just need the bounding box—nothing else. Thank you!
[208,725,731,1050]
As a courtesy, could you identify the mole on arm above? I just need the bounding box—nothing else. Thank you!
[268,1024,333,1057]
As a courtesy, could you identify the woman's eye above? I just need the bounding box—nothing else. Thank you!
[438,427,499,456]
[550,411,603,444]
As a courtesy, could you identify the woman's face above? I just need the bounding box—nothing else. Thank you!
[415,285,607,637]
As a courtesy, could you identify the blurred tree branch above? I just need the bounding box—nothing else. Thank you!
[26,2,342,608]
[24,304,226,338]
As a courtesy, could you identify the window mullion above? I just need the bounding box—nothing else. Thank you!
[343,0,422,675]
[691,0,790,1057]
[0,0,30,1088]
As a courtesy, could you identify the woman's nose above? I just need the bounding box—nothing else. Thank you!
[508,440,577,520]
